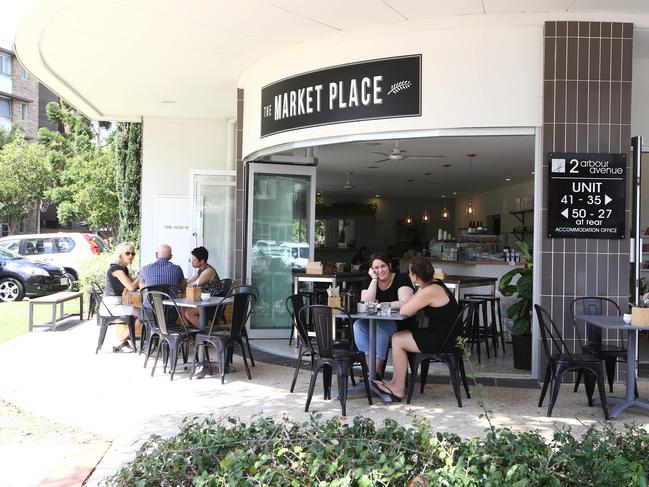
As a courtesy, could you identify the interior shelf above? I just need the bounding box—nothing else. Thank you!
[509,210,533,243]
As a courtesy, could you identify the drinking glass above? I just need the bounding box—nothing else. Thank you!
[379,302,391,316]
[367,300,378,314]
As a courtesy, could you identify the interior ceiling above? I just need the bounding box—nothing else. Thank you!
[14,0,649,121]
[310,135,535,199]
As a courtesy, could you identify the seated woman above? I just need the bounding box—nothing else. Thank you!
[373,256,460,401]
[182,246,223,329]
[353,253,415,377]
[101,242,141,352]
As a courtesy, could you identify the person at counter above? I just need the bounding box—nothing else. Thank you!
[373,256,460,402]
[351,246,370,271]
[354,253,415,377]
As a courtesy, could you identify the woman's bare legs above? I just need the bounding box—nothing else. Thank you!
[181,308,200,328]
[374,330,421,398]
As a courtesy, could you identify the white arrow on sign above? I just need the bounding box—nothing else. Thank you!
[561,208,569,219]
[605,194,612,205]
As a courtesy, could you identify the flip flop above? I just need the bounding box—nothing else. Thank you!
[372,380,403,402]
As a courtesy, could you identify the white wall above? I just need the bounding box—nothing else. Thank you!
[454,179,534,244]
[240,23,543,158]
[141,117,233,267]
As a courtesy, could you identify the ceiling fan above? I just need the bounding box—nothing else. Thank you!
[372,140,446,164]
[320,172,375,191]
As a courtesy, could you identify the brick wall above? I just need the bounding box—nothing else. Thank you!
[10,59,38,140]
[540,21,633,378]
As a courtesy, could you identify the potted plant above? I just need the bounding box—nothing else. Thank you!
[498,241,533,370]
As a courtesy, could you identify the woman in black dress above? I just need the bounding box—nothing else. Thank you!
[374,256,459,401]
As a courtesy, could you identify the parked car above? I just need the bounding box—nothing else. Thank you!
[279,242,309,269]
[0,247,69,302]
[0,232,107,289]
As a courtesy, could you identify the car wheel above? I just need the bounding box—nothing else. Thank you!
[0,278,25,302]
[64,272,76,291]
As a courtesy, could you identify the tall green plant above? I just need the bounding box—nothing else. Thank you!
[114,122,142,245]
[498,240,533,336]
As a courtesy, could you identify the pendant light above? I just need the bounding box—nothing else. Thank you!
[422,208,430,223]
[465,154,476,216]
[441,164,451,221]
[405,213,413,225]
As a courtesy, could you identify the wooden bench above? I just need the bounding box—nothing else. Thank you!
[29,291,84,331]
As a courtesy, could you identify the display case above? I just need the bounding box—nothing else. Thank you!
[456,234,504,261]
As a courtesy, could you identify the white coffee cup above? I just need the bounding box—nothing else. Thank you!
[201,292,211,301]
[623,313,632,324]
[357,302,367,313]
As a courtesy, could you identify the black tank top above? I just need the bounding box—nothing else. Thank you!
[417,280,460,337]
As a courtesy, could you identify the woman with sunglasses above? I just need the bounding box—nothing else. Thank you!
[101,242,141,352]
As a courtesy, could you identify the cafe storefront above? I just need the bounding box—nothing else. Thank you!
[15,2,649,379]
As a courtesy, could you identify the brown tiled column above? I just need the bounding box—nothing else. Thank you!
[235,88,245,284]
[541,21,633,377]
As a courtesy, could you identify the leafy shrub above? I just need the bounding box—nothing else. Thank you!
[77,248,139,301]
[103,415,649,486]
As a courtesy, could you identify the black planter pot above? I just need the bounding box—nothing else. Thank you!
[512,333,532,370]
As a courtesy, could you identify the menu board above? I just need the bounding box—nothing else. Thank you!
[547,152,626,239]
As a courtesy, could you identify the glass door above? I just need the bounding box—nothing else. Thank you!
[246,163,315,338]
[192,171,236,280]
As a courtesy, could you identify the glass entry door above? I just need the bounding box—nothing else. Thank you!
[192,171,236,280]
[246,163,315,338]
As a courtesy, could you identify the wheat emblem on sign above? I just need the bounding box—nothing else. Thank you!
[387,80,412,95]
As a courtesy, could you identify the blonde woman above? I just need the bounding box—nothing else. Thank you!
[101,242,141,352]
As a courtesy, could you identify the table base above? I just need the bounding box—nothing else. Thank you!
[346,380,399,404]
[597,396,649,419]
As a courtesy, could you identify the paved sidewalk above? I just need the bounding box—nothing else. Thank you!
[1,320,649,485]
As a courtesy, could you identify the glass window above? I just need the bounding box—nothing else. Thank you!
[21,103,26,121]
[25,238,55,255]
[0,55,10,76]
[55,237,75,253]
[0,239,20,252]
[20,67,27,80]
[0,98,10,118]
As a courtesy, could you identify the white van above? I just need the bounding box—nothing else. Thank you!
[279,242,309,269]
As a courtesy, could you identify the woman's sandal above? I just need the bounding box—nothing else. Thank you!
[372,380,403,402]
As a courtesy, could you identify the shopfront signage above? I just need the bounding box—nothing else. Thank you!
[260,55,421,137]
[547,152,626,239]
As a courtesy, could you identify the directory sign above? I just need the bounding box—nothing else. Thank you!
[548,152,626,239]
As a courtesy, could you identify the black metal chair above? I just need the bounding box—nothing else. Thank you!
[93,281,137,354]
[534,304,609,419]
[298,305,372,417]
[459,298,490,363]
[190,287,256,383]
[146,290,196,380]
[286,291,313,346]
[569,297,631,394]
[139,284,183,359]
[406,302,476,407]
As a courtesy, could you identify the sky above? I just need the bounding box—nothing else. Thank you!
[0,0,39,49]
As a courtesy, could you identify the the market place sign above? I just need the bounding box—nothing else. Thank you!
[260,55,421,137]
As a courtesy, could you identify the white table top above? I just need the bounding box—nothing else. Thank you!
[575,314,649,331]
[334,311,407,320]
[163,295,234,308]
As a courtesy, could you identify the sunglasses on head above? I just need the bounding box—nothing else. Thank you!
[125,251,136,256]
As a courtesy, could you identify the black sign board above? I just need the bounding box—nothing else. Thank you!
[547,152,626,239]
[260,55,421,137]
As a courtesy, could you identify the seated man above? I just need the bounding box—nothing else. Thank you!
[139,244,187,324]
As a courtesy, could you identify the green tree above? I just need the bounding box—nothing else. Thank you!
[39,100,120,235]
[0,138,51,234]
[0,125,25,149]
[114,122,142,245]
